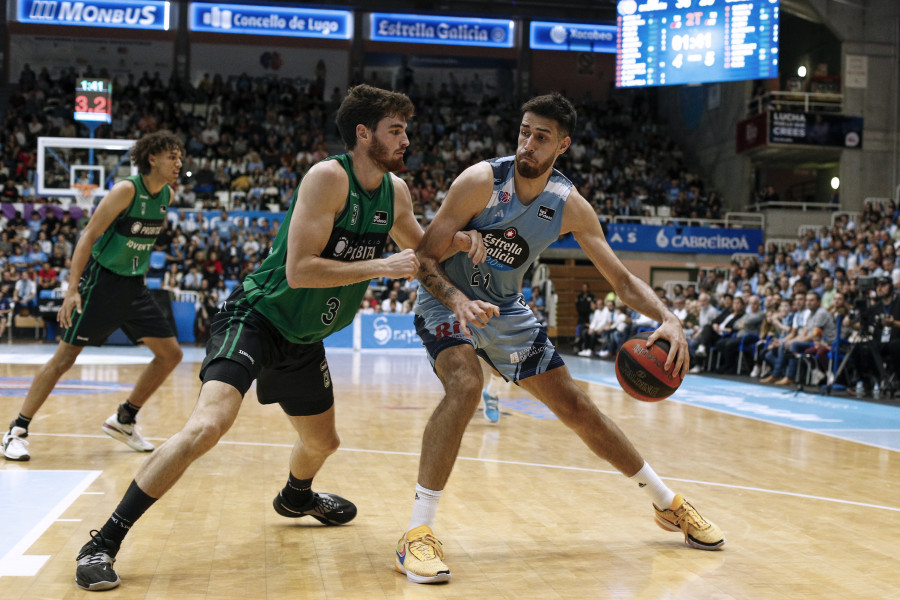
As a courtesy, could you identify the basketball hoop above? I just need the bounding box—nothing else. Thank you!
[73,182,99,207]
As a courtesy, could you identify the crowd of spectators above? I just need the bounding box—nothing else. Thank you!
[0,64,719,340]
[575,201,900,402]
[3,65,716,222]
[8,65,899,402]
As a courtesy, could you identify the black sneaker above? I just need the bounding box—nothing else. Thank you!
[75,530,121,591]
[273,491,357,526]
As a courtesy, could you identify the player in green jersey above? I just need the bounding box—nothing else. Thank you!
[2,131,185,463]
[74,85,486,591]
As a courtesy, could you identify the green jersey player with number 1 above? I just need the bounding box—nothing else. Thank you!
[2,131,185,463]
[74,84,487,592]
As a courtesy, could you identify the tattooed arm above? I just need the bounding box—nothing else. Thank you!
[416,162,500,336]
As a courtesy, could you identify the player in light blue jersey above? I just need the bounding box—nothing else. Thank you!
[394,93,724,585]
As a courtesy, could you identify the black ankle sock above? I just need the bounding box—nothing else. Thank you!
[117,402,140,425]
[99,480,157,547]
[282,474,313,507]
[12,414,32,431]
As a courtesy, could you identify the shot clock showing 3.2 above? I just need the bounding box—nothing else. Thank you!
[616,0,780,88]
[74,79,113,123]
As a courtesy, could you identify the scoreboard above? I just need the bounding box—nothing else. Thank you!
[74,79,112,123]
[616,0,780,88]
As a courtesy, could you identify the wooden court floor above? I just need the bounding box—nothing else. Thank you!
[1,346,899,600]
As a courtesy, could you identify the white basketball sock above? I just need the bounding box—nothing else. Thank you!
[408,483,442,531]
[629,461,676,509]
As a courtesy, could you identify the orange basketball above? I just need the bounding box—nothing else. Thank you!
[614,331,681,402]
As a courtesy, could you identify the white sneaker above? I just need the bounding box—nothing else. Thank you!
[749,365,760,378]
[598,349,611,358]
[101,414,154,452]
[689,365,702,374]
[811,369,826,386]
[2,426,30,461]
[695,344,707,358]
[577,349,592,357]
[760,364,772,379]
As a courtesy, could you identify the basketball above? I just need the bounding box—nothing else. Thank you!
[614,331,681,402]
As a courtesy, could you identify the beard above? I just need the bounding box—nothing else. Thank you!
[515,152,554,179]
[369,135,405,172]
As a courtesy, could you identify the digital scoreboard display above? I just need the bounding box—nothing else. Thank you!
[74,79,112,123]
[616,0,779,88]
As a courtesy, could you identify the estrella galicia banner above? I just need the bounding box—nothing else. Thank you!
[769,111,863,148]
[17,0,171,29]
[530,21,617,53]
[360,314,420,349]
[189,3,352,39]
[369,13,515,48]
[551,224,763,255]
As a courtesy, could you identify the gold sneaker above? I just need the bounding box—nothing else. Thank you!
[653,493,725,550]
[394,524,451,583]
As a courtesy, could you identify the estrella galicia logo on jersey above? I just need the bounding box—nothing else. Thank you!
[537,206,555,222]
[498,191,512,203]
[482,228,530,271]
[351,204,359,226]
[373,211,389,226]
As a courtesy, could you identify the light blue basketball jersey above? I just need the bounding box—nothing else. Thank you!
[437,156,574,304]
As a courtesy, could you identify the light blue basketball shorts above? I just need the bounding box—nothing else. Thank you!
[413,292,565,383]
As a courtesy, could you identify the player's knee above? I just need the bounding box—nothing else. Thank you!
[304,430,341,457]
[159,344,183,369]
[183,418,229,453]
[446,370,482,402]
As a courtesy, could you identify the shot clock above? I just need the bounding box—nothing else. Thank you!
[74,79,113,123]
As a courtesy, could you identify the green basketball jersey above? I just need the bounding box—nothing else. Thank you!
[91,175,170,276]
[243,153,395,344]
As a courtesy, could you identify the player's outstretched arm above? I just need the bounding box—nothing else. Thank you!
[388,174,487,266]
[58,180,135,328]
[562,190,688,377]
[416,163,499,336]
[285,162,419,288]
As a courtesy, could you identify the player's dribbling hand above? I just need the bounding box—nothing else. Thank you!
[454,299,500,337]
[58,291,82,329]
[383,248,420,281]
[455,230,488,265]
[645,317,689,379]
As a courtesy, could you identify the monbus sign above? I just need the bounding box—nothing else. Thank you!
[17,0,171,30]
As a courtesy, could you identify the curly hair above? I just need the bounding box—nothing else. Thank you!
[131,131,184,174]
[335,84,415,150]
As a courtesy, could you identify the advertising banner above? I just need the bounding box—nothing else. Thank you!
[189,3,352,39]
[769,111,863,148]
[359,314,420,350]
[530,21,616,53]
[735,112,768,153]
[369,13,515,48]
[17,0,171,30]
[551,224,763,255]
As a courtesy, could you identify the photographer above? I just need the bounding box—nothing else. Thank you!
[848,277,900,396]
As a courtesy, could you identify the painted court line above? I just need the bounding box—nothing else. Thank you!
[0,470,101,578]
[15,432,899,513]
